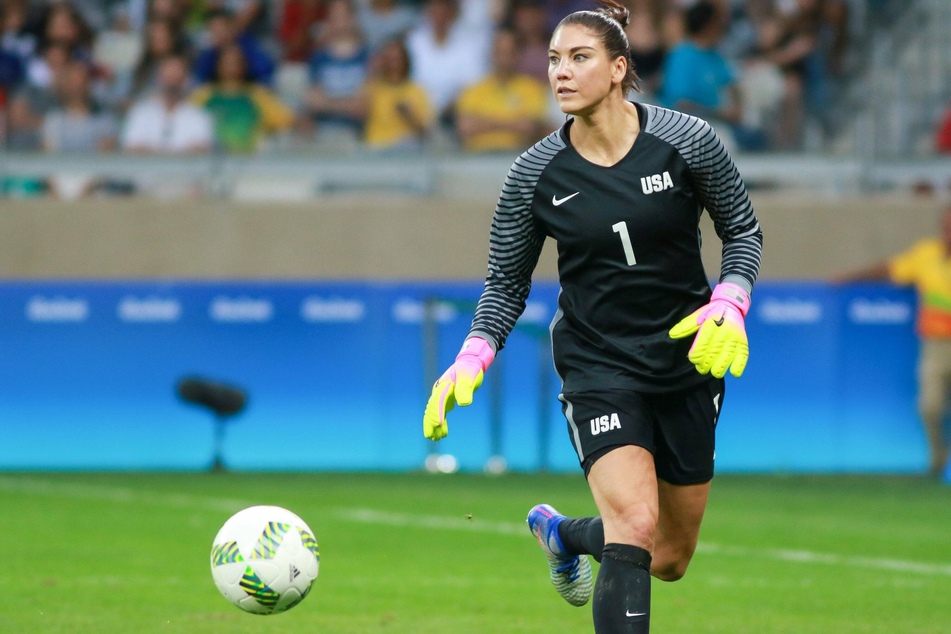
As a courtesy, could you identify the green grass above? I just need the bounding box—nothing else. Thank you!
[2,472,951,633]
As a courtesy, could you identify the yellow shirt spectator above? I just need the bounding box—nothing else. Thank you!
[889,238,951,338]
[455,29,550,154]
[191,83,294,153]
[190,44,294,153]
[364,79,433,150]
[455,73,549,153]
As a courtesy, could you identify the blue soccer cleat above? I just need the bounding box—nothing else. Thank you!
[527,504,592,607]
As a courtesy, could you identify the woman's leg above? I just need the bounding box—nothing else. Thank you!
[585,445,658,633]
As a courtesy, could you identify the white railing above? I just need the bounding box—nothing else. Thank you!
[1,150,949,199]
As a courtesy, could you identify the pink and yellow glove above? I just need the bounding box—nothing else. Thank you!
[423,336,496,441]
[669,282,750,378]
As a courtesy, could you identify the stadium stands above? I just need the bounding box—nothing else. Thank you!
[0,0,945,201]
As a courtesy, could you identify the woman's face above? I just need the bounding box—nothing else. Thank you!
[150,0,180,21]
[217,46,246,81]
[548,24,621,116]
[46,6,80,44]
[378,41,408,81]
[512,5,546,38]
[147,22,174,55]
[326,0,357,32]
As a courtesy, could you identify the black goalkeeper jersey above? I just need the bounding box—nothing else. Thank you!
[468,102,763,394]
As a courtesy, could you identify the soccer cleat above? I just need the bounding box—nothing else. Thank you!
[527,504,593,607]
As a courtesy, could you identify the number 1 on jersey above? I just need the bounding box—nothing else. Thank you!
[612,221,637,266]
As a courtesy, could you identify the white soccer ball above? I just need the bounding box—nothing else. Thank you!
[210,505,320,615]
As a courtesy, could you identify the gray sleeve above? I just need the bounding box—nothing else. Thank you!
[467,137,560,351]
[646,107,763,294]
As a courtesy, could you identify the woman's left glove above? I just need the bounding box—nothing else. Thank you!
[422,337,496,441]
[669,283,750,378]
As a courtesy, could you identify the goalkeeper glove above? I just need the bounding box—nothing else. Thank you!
[669,282,750,378]
[423,336,496,441]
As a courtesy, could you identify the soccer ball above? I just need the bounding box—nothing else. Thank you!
[210,505,320,615]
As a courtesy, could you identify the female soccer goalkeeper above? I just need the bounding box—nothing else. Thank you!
[422,1,763,631]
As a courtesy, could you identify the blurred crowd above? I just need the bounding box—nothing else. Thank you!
[0,0,870,183]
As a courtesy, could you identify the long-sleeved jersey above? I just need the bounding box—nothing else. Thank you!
[468,102,763,394]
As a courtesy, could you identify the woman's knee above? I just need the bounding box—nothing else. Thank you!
[603,501,658,548]
[651,541,697,582]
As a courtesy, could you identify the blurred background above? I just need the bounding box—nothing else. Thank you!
[0,0,949,476]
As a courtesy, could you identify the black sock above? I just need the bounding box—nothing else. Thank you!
[558,516,605,561]
[592,543,652,634]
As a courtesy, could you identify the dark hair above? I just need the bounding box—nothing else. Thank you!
[204,7,234,22]
[39,1,94,51]
[685,0,717,36]
[131,18,191,98]
[555,0,640,94]
[378,36,412,79]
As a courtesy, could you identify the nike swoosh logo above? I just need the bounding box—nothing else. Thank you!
[713,316,725,326]
[552,192,580,206]
[626,610,647,618]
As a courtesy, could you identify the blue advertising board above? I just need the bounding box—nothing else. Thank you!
[0,281,925,473]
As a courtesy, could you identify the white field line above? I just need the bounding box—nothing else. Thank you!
[333,508,951,578]
[3,476,950,578]
[0,475,252,512]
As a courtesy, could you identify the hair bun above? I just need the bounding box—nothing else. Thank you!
[600,0,631,29]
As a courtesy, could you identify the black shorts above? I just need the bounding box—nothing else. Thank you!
[560,377,725,485]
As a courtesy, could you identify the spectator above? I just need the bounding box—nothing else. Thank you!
[149,0,189,31]
[93,5,144,89]
[0,44,23,98]
[24,2,95,90]
[113,18,190,110]
[808,0,851,140]
[42,59,118,153]
[180,0,271,40]
[834,206,951,477]
[277,0,326,62]
[624,0,667,99]
[0,23,24,110]
[505,0,551,85]
[304,0,370,142]
[182,0,218,38]
[357,0,420,52]
[7,42,71,150]
[193,7,275,85]
[31,1,95,60]
[122,53,213,154]
[455,28,549,153]
[456,0,508,32]
[218,0,272,43]
[720,0,786,147]
[755,0,822,150]
[66,0,110,33]
[936,102,951,155]
[42,58,119,198]
[406,0,490,128]
[191,44,293,153]
[363,37,433,152]
[659,0,753,151]
[1,0,36,67]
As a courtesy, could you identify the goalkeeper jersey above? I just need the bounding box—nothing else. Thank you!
[467,102,763,393]
[888,238,951,338]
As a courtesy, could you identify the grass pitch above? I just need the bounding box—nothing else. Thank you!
[2,471,950,633]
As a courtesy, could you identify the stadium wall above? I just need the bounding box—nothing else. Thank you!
[0,192,943,280]
[0,281,926,474]
[0,193,936,473]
